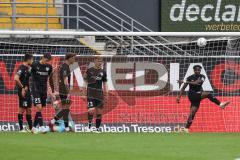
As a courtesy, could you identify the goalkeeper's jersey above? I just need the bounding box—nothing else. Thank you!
[187,74,205,92]
[47,120,75,133]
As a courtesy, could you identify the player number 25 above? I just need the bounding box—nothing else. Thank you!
[34,98,41,104]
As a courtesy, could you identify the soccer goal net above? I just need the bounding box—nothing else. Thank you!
[0,31,239,133]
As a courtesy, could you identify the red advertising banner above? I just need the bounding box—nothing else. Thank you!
[0,56,239,132]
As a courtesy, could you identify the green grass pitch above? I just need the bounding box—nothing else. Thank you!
[0,133,240,160]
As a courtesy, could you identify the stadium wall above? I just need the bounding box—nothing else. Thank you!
[64,0,160,31]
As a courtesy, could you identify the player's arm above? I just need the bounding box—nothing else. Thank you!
[83,69,90,87]
[186,80,203,85]
[179,76,205,86]
[14,72,24,89]
[103,71,108,95]
[103,83,108,94]
[14,68,27,97]
[48,66,55,94]
[81,71,89,96]
[176,82,188,103]
[178,80,200,86]
[49,74,54,93]
[63,75,70,94]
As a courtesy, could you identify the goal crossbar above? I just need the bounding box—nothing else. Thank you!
[0,30,240,37]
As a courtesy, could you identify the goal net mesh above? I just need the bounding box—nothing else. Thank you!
[0,32,239,132]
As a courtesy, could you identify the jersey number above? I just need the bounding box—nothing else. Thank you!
[88,102,93,107]
[34,98,41,104]
[23,101,28,107]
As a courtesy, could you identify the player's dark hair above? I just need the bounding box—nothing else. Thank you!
[193,65,202,70]
[24,53,33,61]
[43,53,52,60]
[65,53,76,60]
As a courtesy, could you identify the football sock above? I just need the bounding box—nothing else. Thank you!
[33,112,39,127]
[37,112,43,127]
[26,114,32,130]
[63,109,70,128]
[96,114,102,129]
[88,113,93,128]
[185,112,196,129]
[18,114,23,130]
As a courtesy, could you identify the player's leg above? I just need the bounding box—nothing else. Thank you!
[201,92,230,109]
[32,92,40,128]
[25,92,32,131]
[68,113,75,131]
[33,104,43,127]
[51,95,71,131]
[94,99,104,133]
[18,107,25,132]
[51,100,64,124]
[26,108,32,130]
[52,95,65,121]
[95,107,103,132]
[38,93,47,132]
[87,99,94,129]
[201,92,220,105]
[51,109,64,124]
[185,92,201,132]
[60,96,71,131]
[18,94,27,132]
[33,103,43,127]
[62,104,71,131]
[18,95,24,131]
[185,105,199,130]
[32,93,46,133]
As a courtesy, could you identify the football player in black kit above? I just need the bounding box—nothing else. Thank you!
[177,65,230,133]
[14,53,33,132]
[31,53,55,133]
[50,53,76,132]
[84,56,108,133]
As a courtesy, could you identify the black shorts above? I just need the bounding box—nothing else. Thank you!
[87,98,104,109]
[59,94,71,105]
[32,91,47,107]
[18,91,32,108]
[188,91,202,107]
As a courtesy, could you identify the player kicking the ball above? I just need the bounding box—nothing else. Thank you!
[14,53,33,132]
[50,53,76,132]
[177,65,230,133]
[84,56,108,133]
[31,53,55,134]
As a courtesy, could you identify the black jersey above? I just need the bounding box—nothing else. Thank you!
[187,74,206,92]
[85,67,107,99]
[59,63,71,95]
[31,61,52,93]
[16,64,31,91]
